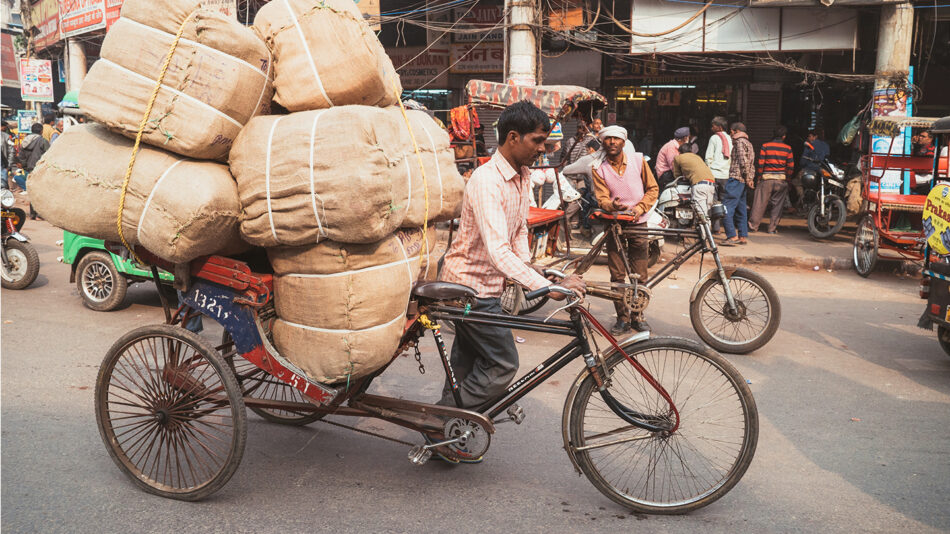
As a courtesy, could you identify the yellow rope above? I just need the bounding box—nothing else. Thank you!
[393,82,431,265]
[116,11,197,264]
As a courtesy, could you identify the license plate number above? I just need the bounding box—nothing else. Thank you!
[675,208,693,219]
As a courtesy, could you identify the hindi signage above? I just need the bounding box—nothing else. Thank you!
[27,0,62,50]
[388,47,449,89]
[61,0,107,38]
[449,42,504,74]
[19,58,54,102]
[452,6,504,43]
[105,0,125,28]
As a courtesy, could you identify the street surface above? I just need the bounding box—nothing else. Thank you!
[2,220,950,533]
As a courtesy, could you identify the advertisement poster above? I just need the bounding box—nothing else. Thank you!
[388,47,448,89]
[870,69,913,194]
[923,184,950,255]
[452,6,504,43]
[449,42,504,74]
[105,0,125,29]
[19,58,54,102]
[17,110,38,132]
[61,0,107,38]
[27,0,61,50]
[1,33,19,88]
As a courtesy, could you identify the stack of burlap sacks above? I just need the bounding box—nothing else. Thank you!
[28,0,463,384]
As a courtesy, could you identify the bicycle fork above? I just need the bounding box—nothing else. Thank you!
[700,219,740,313]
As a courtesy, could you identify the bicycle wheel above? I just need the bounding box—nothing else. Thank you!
[220,331,324,426]
[95,325,247,501]
[689,268,781,354]
[500,282,549,315]
[566,337,758,514]
[853,214,878,278]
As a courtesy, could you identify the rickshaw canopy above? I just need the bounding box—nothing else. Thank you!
[465,80,607,122]
[868,116,940,137]
[931,116,950,134]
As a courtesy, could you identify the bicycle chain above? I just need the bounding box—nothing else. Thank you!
[316,418,415,447]
[414,346,426,375]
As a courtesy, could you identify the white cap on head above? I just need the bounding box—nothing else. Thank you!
[598,125,627,142]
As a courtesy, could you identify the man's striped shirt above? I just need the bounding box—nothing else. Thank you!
[756,141,794,178]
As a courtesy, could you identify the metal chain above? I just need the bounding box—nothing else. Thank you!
[414,346,426,375]
[316,418,415,447]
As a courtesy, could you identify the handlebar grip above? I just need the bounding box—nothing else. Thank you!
[543,268,567,279]
[525,284,575,301]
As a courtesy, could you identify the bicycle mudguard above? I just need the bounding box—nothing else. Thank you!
[689,266,741,303]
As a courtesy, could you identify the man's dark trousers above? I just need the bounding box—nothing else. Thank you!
[440,297,519,408]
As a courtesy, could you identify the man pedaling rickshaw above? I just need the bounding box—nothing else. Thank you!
[438,101,587,415]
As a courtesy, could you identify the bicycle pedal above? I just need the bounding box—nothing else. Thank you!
[408,445,432,466]
[507,404,526,424]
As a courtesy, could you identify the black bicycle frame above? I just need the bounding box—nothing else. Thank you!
[425,303,677,433]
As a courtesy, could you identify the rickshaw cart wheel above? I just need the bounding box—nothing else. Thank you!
[95,324,247,501]
[853,214,878,277]
[220,331,324,425]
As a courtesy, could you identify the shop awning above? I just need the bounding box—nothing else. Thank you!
[465,80,607,122]
[868,116,941,137]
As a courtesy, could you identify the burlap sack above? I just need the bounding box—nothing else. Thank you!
[230,107,413,247]
[846,176,864,215]
[80,0,273,161]
[268,234,421,383]
[397,110,465,227]
[27,124,243,263]
[395,227,441,281]
[253,0,400,111]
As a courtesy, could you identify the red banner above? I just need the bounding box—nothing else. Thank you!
[105,0,125,29]
[1,33,19,88]
[61,0,107,38]
[26,0,61,50]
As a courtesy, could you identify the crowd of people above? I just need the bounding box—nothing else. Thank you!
[1,114,68,220]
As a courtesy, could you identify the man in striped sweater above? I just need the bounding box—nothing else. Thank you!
[749,126,794,234]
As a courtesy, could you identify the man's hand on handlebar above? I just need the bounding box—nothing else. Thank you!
[549,274,586,301]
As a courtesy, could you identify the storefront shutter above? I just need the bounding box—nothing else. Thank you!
[746,90,782,151]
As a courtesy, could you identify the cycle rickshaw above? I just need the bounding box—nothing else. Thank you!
[853,115,941,276]
[95,244,758,513]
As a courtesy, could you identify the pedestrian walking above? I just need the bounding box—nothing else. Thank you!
[705,116,732,232]
[589,125,658,335]
[749,126,794,234]
[1,122,14,191]
[673,144,716,217]
[655,126,690,187]
[41,115,57,142]
[721,122,754,246]
[15,123,50,219]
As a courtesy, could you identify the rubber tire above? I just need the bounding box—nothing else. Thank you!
[567,337,758,514]
[95,324,247,501]
[1,239,39,289]
[220,331,324,426]
[689,267,781,354]
[853,214,878,278]
[76,250,128,311]
[939,326,950,358]
[807,196,847,240]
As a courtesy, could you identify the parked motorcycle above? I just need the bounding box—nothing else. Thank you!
[656,176,694,229]
[801,157,848,239]
[1,187,40,289]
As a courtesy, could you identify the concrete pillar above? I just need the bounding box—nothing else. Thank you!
[875,3,913,87]
[66,38,87,93]
[505,0,537,86]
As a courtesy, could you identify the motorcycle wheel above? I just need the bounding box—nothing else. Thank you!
[938,326,950,358]
[76,250,128,311]
[689,268,781,354]
[807,196,847,239]
[1,240,40,289]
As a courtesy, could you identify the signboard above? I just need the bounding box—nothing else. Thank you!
[61,0,107,38]
[1,33,19,88]
[19,58,54,102]
[870,70,913,194]
[923,184,950,256]
[26,0,61,50]
[388,46,449,89]
[453,6,504,43]
[105,0,126,28]
[449,42,504,74]
[17,110,38,132]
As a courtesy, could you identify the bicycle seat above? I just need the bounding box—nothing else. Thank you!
[590,210,638,222]
[412,281,477,300]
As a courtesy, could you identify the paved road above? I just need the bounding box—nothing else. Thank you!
[2,220,949,533]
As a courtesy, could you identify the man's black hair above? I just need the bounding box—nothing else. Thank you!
[31,123,43,134]
[730,122,747,133]
[44,115,55,125]
[773,125,788,139]
[679,143,695,154]
[586,139,601,151]
[497,100,550,145]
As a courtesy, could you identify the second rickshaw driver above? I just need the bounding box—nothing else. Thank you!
[439,100,586,413]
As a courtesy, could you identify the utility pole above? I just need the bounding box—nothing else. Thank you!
[65,38,87,93]
[505,0,537,86]
[874,3,913,89]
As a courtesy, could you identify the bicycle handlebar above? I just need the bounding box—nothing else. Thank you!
[525,284,576,301]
